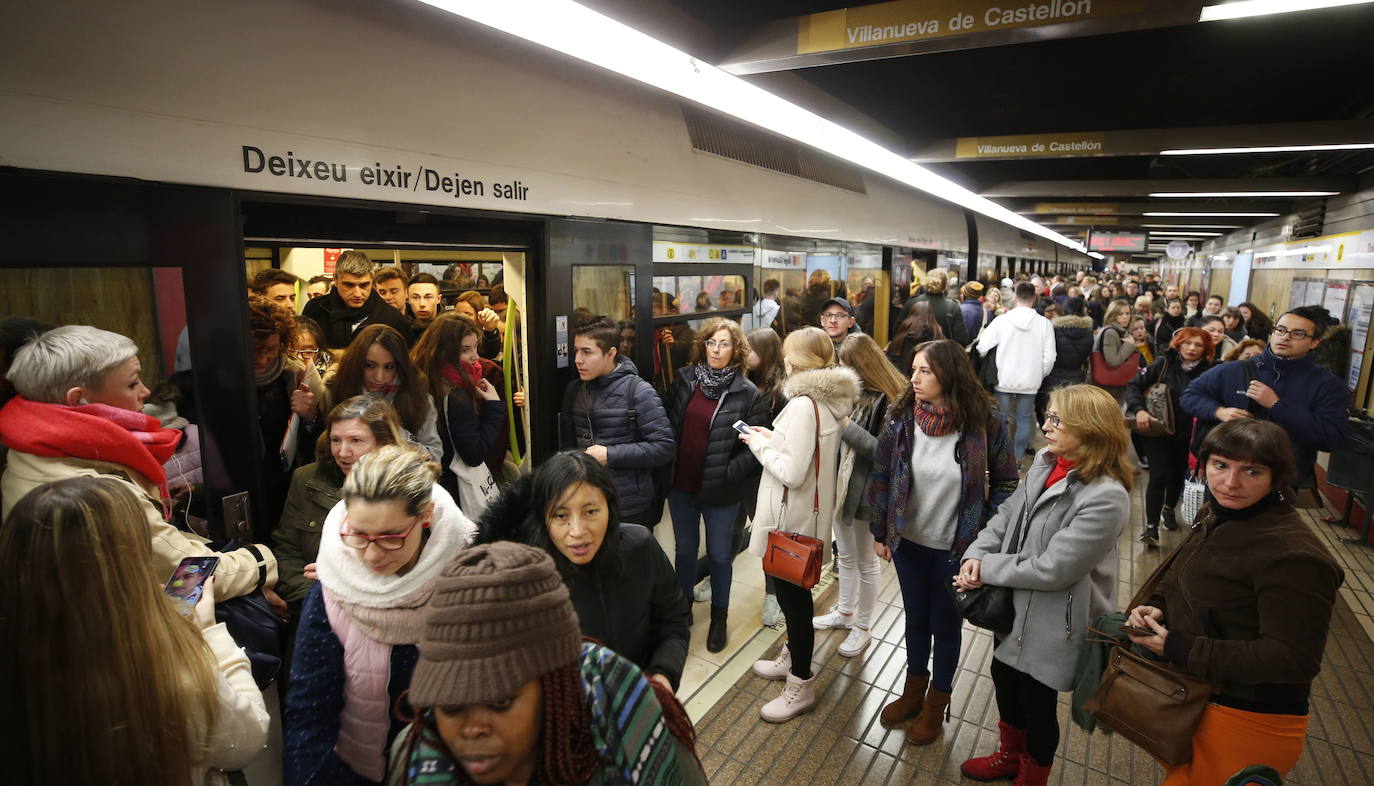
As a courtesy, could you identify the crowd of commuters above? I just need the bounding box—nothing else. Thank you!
[0,259,1354,785]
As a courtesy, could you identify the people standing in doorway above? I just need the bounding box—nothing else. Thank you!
[753,278,782,333]
[251,268,302,311]
[956,385,1132,786]
[558,317,676,527]
[372,267,408,312]
[812,334,908,660]
[868,339,1019,746]
[327,324,443,463]
[451,291,504,361]
[742,327,858,723]
[302,251,414,350]
[976,282,1057,459]
[405,273,445,342]
[818,297,862,349]
[1127,328,1214,546]
[664,318,769,653]
[306,275,332,300]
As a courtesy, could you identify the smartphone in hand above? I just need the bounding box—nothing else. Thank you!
[732,419,752,435]
[1121,624,1154,637]
[164,556,220,613]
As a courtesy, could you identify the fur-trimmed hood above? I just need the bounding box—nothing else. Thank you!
[1052,315,1093,330]
[781,365,861,420]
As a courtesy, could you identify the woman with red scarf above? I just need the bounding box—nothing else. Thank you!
[0,325,278,600]
[410,313,507,518]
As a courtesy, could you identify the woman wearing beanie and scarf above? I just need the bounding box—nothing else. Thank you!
[390,541,706,786]
[474,451,691,694]
[252,295,327,526]
[0,324,278,601]
[664,318,769,653]
[284,445,474,785]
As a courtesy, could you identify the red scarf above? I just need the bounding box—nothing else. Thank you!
[1045,455,1076,489]
[0,397,181,490]
[439,361,484,389]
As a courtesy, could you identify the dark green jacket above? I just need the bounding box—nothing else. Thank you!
[270,462,343,609]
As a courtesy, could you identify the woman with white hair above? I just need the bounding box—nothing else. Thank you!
[0,325,278,601]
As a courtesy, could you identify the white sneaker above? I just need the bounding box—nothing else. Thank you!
[752,646,792,681]
[692,580,711,603]
[760,671,818,723]
[762,594,781,627]
[812,606,853,630]
[837,626,871,658]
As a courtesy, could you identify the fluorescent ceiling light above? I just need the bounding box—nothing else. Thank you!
[1149,191,1338,198]
[1162,142,1374,155]
[1200,0,1374,22]
[415,0,1084,252]
[1141,224,1242,229]
[1149,231,1223,236]
[1088,252,1105,260]
[1145,211,1280,217]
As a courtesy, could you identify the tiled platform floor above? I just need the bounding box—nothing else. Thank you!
[687,488,1374,785]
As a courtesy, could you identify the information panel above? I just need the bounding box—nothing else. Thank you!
[1088,232,1147,253]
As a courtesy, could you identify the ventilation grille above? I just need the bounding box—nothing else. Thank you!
[1290,199,1326,240]
[682,105,867,195]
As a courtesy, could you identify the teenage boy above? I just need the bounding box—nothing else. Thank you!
[559,316,676,525]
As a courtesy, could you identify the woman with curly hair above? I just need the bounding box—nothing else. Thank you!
[327,324,442,463]
[389,541,705,785]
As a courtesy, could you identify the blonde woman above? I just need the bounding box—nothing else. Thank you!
[1,476,270,785]
[956,385,1132,786]
[741,327,859,723]
[812,334,907,659]
[1095,300,1138,405]
[284,445,473,785]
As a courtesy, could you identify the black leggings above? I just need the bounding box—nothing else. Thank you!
[1142,433,1190,527]
[773,578,815,679]
[990,658,1059,767]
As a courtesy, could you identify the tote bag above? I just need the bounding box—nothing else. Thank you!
[449,454,498,520]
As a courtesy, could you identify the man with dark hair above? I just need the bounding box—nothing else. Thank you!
[1183,305,1347,490]
[559,316,675,525]
[306,275,331,300]
[819,297,862,347]
[373,266,407,312]
[752,278,781,332]
[976,282,1056,458]
[300,250,413,349]
[406,272,445,340]
[249,268,301,310]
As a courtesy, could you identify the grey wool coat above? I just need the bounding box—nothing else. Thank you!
[962,448,1130,691]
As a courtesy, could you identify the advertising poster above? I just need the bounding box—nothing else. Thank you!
[1289,278,1308,310]
[1305,279,1327,310]
[1347,282,1374,394]
[1324,282,1349,325]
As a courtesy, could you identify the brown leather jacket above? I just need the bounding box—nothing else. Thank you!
[1152,495,1343,714]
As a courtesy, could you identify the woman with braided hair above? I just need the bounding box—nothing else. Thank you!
[389,541,705,785]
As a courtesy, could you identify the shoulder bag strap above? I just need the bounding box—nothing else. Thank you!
[1127,531,1193,610]
[810,400,821,519]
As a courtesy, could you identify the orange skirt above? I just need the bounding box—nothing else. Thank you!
[1161,702,1308,785]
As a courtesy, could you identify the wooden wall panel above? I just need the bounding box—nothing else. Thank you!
[1209,269,1232,307]
[0,267,164,391]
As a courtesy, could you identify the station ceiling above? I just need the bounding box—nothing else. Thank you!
[655,0,1374,256]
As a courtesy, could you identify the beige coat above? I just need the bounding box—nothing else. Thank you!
[746,366,860,563]
[197,622,272,784]
[1,450,277,599]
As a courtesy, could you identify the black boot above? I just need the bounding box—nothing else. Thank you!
[1140,525,1159,548]
[1161,506,1179,531]
[707,605,728,653]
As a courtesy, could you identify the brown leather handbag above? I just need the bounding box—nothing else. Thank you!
[762,401,824,589]
[1082,535,1217,766]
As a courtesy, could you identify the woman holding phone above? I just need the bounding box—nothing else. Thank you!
[1,476,270,785]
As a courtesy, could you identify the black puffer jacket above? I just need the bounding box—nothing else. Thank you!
[1125,349,1212,439]
[474,477,691,689]
[559,358,676,520]
[1041,315,1094,390]
[300,288,415,350]
[664,366,770,507]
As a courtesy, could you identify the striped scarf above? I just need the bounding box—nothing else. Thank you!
[393,643,688,785]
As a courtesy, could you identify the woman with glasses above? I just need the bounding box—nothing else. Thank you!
[284,445,473,786]
[956,385,1132,786]
[251,295,326,526]
[665,318,770,652]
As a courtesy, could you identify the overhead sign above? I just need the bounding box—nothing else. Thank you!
[1034,203,1118,214]
[1165,241,1191,260]
[797,0,1154,55]
[956,132,1105,159]
[1055,215,1117,225]
[1088,232,1147,253]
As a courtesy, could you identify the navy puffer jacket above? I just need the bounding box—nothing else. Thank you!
[559,358,676,519]
[664,366,770,507]
[1042,315,1095,390]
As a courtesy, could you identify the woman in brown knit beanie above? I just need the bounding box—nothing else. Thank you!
[390,542,704,786]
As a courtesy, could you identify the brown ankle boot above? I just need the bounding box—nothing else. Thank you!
[905,686,951,745]
[880,674,928,726]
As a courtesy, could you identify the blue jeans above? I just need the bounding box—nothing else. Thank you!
[669,488,740,608]
[892,540,962,694]
[997,391,1037,458]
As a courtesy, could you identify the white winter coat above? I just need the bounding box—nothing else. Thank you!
[746,366,860,564]
[976,305,1057,394]
[197,622,272,784]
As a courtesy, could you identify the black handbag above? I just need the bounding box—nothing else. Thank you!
[949,497,1034,635]
[213,542,285,688]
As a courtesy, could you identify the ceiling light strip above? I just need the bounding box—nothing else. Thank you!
[1148,191,1339,197]
[1162,142,1374,155]
[1200,0,1374,22]
[414,0,1085,252]
[1144,212,1281,217]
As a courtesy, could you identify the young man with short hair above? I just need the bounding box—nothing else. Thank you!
[559,316,675,525]
[1182,305,1348,490]
[306,275,331,300]
[406,273,445,340]
[300,250,413,349]
[976,282,1057,458]
[373,266,407,312]
[752,278,781,333]
[249,268,301,310]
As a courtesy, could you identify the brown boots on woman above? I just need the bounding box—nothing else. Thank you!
[879,673,951,745]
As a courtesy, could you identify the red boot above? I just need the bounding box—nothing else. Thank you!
[1012,753,1052,786]
[959,721,1025,782]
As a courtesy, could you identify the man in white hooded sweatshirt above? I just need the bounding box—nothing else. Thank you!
[976,281,1057,459]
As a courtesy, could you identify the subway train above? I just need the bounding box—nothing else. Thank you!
[0,0,1091,535]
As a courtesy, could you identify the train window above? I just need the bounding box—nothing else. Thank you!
[572,265,634,324]
[651,275,679,315]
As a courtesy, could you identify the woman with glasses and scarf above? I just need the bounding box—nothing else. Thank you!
[664,318,770,653]
[283,446,473,785]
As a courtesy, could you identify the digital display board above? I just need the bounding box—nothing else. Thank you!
[1088,232,1148,253]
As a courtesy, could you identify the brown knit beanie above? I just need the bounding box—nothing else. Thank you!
[409,541,583,708]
